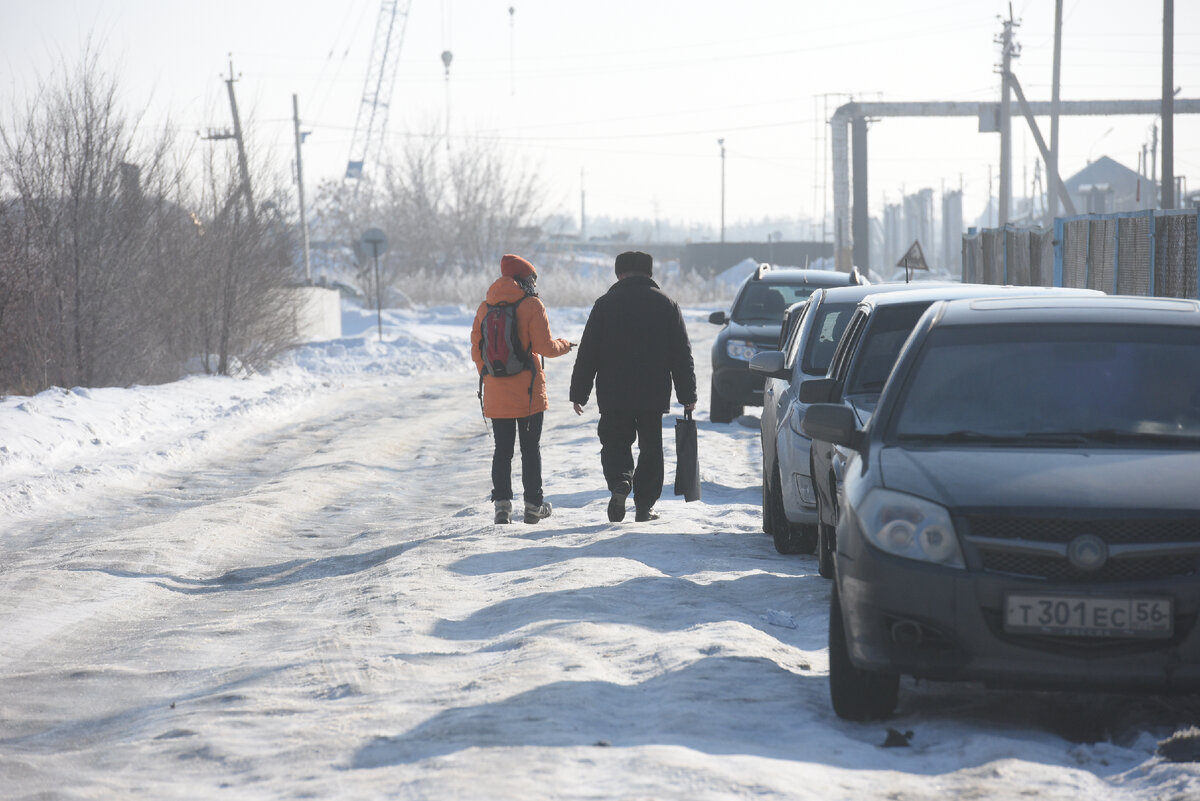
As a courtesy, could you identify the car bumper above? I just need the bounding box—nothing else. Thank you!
[712,364,765,407]
[836,518,1200,691]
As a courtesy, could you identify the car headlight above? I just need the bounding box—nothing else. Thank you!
[726,339,756,361]
[856,488,964,568]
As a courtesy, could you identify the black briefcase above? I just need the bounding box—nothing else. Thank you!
[673,410,701,502]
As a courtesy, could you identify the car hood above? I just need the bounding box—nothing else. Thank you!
[726,321,782,343]
[879,446,1200,511]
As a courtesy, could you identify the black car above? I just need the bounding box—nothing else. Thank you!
[708,265,862,423]
[801,284,1102,579]
[802,295,1200,721]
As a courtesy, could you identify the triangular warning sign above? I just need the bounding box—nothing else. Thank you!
[896,240,929,271]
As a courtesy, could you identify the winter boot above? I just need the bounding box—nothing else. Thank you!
[524,500,552,524]
[494,500,513,524]
[607,480,632,523]
[635,506,659,522]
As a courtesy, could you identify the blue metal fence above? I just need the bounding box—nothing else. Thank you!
[964,208,1199,298]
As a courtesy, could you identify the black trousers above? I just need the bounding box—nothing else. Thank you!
[491,413,544,505]
[598,410,664,512]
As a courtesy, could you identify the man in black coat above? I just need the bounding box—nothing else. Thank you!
[570,251,697,522]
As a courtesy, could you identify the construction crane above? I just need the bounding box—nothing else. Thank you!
[344,0,412,186]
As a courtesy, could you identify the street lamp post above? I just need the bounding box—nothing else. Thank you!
[718,138,726,243]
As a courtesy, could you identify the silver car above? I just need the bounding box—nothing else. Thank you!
[750,282,954,554]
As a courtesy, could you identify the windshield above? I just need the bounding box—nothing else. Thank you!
[800,302,853,375]
[893,324,1200,444]
[732,282,819,324]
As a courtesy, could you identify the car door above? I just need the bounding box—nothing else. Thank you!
[809,307,870,527]
[761,300,811,471]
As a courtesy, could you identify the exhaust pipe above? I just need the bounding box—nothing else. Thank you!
[891,619,924,646]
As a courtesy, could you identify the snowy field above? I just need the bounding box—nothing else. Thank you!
[2,300,1200,799]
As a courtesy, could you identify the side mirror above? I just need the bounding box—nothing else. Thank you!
[801,403,863,450]
[749,350,789,379]
[797,377,842,404]
[708,310,728,325]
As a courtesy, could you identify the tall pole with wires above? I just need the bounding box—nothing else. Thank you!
[718,138,726,243]
[509,6,516,96]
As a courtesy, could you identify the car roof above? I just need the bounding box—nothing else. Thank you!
[856,283,1104,311]
[815,280,961,306]
[929,294,1200,327]
[744,267,857,288]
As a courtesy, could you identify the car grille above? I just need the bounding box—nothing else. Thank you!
[964,515,1200,583]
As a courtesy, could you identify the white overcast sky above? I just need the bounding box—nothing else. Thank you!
[1,0,1198,231]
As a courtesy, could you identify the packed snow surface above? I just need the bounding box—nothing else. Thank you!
[2,301,1199,799]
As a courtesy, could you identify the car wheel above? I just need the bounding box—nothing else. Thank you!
[710,383,738,424]
[769,461,818,555]
[761,460,777,537]
[816,492,835,579]
[829,585,899,721]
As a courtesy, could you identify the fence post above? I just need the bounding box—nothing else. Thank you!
[1053,217,1064,286]
[1002,224,1009,284]
[1146,209,1156,297]
[1112,214,1120,295]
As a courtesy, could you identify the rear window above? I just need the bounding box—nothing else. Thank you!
[893,324,1200,442]
[732,282,819,324]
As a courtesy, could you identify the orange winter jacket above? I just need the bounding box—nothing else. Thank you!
[471,276,571,419]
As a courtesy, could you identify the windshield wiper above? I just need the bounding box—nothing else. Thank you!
[1034,428,1200,446]
[898,430,1024,443]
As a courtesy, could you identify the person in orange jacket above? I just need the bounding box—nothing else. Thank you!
[471,254,573,524]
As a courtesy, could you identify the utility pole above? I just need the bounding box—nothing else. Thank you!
[1162,0,1175,209]
[292,94,312,284]
[718,138,726,243]
[580,168,586,242]
[225,55,255,219]
[1048,0,1063,222]
[997,6,1020,226]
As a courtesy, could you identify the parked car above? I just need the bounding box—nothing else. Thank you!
[749,282,954,554]
[707,264,863,423]
[800,284,1103,578]
[802,294,1200,720]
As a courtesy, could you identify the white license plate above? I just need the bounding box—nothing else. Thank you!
[1004,593,1173,638]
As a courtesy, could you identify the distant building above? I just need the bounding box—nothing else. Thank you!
[1064,155,1156,215]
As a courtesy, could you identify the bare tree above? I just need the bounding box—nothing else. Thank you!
[0,52,303,393]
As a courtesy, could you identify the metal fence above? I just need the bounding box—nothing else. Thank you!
[962,209,1199,298]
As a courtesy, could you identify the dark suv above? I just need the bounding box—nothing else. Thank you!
[802,295,1200,720]
[708,265,861,423]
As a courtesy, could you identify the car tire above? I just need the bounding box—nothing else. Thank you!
[769,461,818,555]
[816,492,835,579]
[829,584,899,721]
[709,383,741,424]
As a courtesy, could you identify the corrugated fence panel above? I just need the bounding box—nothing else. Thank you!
[1155,214,1199,298]
[1007,229,1032,285]
[1088,218,1116,292]
[1032,228,1055,286]
[1062,220,1090,289]
[1117,215,1151,295]
[983,230,1004,285]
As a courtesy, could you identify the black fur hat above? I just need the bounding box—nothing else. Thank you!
[615,251,652,277]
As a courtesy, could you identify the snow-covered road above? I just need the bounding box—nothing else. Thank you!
[2,304,1199,799]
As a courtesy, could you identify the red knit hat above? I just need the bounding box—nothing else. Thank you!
[500,254,536,277]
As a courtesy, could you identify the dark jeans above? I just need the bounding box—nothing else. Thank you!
[491,412,544,505]
[598,410,664,512]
